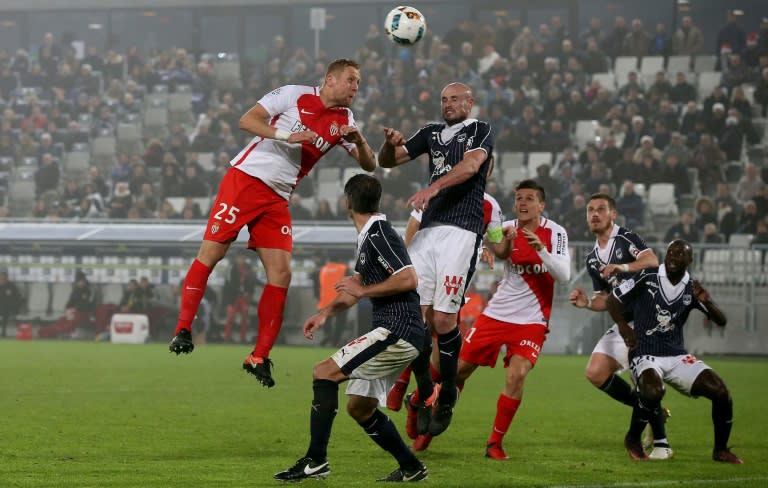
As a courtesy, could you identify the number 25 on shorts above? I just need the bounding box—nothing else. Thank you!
[214,203,240,224]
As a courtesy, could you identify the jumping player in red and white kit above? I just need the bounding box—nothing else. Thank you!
[168,59,377,388]
[456,179,571,460]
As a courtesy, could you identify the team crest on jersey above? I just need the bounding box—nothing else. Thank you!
[329,121,339,137]
[682,294,692,305]
[210,223,219,235]
[616,249,623,259]
[457,133,467,143]
[629,243,640,257]
[359,252,366,265]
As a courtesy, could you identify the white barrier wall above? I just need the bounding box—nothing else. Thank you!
[110,313,150,344]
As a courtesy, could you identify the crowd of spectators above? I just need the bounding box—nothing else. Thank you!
[0,10,768,247]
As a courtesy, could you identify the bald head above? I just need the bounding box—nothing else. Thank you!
[440,82,474,125]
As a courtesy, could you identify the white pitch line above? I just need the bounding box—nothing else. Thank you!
[550,476,768,488]
[76,227,104,240]
[180,228,203,241]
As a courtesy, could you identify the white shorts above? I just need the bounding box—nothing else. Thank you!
[408,224,479,313]
[591,323,633,371]
[629,353,712,396]
[331,327,418,405]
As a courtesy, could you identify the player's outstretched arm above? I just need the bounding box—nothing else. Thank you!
[239,103,318,143]
[601,248,659,279]
[336,267,417,298]
[523,227,571,282]
[341,125,376,171]
[377,127,412,168]
[606,294,636,348]
[404,215,421,248]
[406,149,487,211]
[487,225,516,260]
[570,289,609,311]
[632,248,659,271]
[303,290,358,340]
[693,280,727,326]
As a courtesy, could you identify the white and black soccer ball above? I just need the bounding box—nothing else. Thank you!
[384,6,427,46]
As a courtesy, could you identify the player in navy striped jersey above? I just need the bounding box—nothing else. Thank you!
[569,193,671,459]
[274,174,430,482]
[378,82,493,435]
[606,240,742,464]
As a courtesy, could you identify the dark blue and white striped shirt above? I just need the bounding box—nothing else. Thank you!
[586,224,651,322]
[612,265,710,359]
[586,224,651,293]
[355,215,425,348]
[404,118,493,235]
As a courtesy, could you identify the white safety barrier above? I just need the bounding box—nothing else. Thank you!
[110,313,150,344]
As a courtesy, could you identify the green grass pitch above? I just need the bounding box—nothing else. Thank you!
[0,341,766,487]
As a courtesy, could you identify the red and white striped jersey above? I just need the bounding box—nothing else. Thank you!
[230,84,357,200]
[483,193,503,240]
[483,217,570,325]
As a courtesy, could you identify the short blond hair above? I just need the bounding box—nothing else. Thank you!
[325,58,360,78]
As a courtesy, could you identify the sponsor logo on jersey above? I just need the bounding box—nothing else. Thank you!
[377,255,394,274]
[210,223,219,235]
[430,150,451,178]
[617,278,635,294]
[290,120,310,133]
[444,275,464,295]
[510,263,549,275]
[629,243,640,257]
[646,305,675,336]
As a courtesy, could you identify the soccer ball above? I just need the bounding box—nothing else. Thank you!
[384,6,427,46]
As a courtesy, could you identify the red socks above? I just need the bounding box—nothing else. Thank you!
[176,259,212,334]
[487,394,521,445]
[253,284,288,358]
[397,365,413,385]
